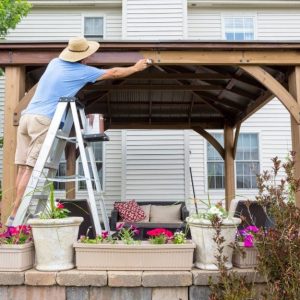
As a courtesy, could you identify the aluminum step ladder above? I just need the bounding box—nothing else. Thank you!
[12,97,110,235]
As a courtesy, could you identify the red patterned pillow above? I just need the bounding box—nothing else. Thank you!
[114,200,146,222]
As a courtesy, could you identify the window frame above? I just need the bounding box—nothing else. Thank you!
[82,14,106,40]
[221,13,257,41]
[205,130,262,192]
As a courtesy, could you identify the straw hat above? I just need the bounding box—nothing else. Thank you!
[59,36,99,62]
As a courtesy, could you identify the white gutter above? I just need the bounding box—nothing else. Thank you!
[188,0,300,8]
[30,0,122,7]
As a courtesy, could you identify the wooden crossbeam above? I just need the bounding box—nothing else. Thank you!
[86,84,223,91]
[193,127,225,159]
[241,65,300,123]
[127,73,232,80]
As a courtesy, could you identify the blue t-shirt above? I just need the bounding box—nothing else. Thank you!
[23,58,106,118]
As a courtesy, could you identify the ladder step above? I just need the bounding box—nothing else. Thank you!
[44,162,59,170]
[56,135,77,143]
[31,194,48,200]
[47,175,91,182]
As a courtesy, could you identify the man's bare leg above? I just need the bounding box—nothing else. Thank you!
[10,166,33,217]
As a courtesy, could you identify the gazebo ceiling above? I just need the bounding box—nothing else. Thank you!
[79,63,279,129]
[0,41,297,129]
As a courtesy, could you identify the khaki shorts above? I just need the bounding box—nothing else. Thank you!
[15,114,51,167]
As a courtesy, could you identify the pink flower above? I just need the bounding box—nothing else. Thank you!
[102,231,109,239]
[245,226,259,233]
[116,222,124,231]
[57,202,64,209]
[244,234,254,247]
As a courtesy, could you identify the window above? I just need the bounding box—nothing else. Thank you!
[207,133,260,189]
[54,142,104,191]
[84,17,104,39]
[207,133,224,189]
[223,16,255,41]
[236,134,260,189]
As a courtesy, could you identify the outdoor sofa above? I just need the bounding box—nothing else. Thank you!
[110,201,189,239]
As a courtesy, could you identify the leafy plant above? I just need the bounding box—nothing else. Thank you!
[254,152,300,299]
[79,230,115,244]
[209,215,253,300]
[173,231,186,244]
[116,223,140,245]
[0,0,31,38]
[39,183,70,219]
[0,224,31,244]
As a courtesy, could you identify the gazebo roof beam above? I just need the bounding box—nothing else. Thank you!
[85,84,224,91]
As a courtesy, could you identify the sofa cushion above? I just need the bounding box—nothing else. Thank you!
[139,205,151,222]
[150,204,182,223]
[114,200,146,222]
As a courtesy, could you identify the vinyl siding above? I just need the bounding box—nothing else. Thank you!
[6,8,122,41]
[188,8,300,41]
[188,10,222,39]
[257,10,300,40]
[122,130,189,202]
[123,0,186,39]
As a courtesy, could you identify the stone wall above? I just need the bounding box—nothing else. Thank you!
[0,268,265,300]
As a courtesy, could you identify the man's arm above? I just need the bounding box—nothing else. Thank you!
[96,59,149,81]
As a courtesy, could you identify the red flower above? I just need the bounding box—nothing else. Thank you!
[147,228,173,238]
[57,202,64,209]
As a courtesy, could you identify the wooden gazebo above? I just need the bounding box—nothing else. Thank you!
[1,41,300,223]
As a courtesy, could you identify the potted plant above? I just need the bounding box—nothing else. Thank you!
[233,225,259,268]
[28,183,83,271]
[0,224,34,271]
[186,200,241,270]
[74,224,195,270]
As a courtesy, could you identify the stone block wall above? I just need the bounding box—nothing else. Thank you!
[0,268,265,300]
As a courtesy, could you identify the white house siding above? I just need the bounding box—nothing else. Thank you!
[123,0,187,39]
[188,10,222,39]
[257,10,300,40]
[188,98,292,211]
[6,8,122,41]
[188,8,300,40]
[102,130,123,212]
[122,130,189,202]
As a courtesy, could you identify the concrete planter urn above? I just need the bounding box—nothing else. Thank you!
[0,242,34,271]
[187,216,241,270]
[74,240,196,271]
[28,217,83,271]
[233,242,258,268]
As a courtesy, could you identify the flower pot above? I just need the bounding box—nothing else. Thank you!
[187,217,241,270]
[28,217,83,271]
[233,243,258,268]
[0,242,34,271]
[74,240,196,271]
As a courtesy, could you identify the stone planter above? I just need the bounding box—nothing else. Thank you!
[28,217,83,271]
[187,217,241,270]
[0,242,34,271]
[74,240,196,271]
[233,243,258,268]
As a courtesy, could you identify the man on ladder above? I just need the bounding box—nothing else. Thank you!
[6,36,150,226]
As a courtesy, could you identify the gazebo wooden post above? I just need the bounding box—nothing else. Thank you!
[288,66,300,208]
[1,67,25,224]
[224,123,235,211]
